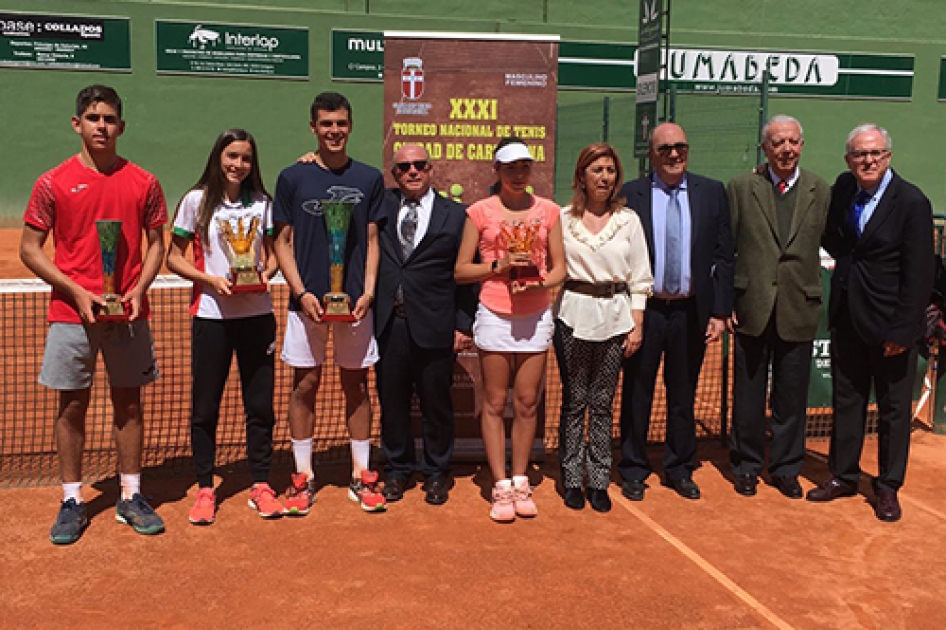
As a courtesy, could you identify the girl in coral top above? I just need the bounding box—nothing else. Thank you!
[455,137,566,522]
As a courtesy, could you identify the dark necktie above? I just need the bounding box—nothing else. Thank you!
[777,180,787,195]
[664,187,681,295]
[850,190,871,237]
[400,201,419,258]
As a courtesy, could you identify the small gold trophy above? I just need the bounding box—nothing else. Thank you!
[500,218,543,283]
[217,216,265,293]
[322,201,357,322]
[96,219,127,321]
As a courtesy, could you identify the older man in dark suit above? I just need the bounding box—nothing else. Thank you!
[617,122,734,501]
[376,144,476,505]
[726,115,831,499]
[809,124,934,522]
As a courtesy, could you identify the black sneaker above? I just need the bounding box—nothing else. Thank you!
[50,499,88,545]
[116,493,165,535]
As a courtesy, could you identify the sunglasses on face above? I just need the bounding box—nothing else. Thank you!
[655,142,689,157]
[847,149,889,162]
[394,160,430,173]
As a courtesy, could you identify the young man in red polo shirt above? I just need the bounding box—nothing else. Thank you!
[20,85,168,545]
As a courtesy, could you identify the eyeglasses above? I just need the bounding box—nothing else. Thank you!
[394,160,430,173]
[848,149,889,161]
[655,143,689,156]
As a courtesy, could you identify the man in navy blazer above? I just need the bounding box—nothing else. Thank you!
[375,144,476,505]
[809,124,934,522]
[617,122,734,501]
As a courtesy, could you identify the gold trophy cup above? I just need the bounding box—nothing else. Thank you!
[500,218,543,283]
[96,219,127,321]
[322,201,357,322]
[217,216,265,293]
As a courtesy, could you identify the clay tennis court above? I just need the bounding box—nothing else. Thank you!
[2,226,946,629]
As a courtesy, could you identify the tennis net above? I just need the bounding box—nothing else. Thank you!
[1,275,732,487]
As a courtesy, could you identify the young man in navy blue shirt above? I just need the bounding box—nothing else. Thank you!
[273,91,387,513]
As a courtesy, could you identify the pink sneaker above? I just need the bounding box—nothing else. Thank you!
[490,480,516,523]
[348,470,387,513]
[188,487,216,525]
[283,473,316,516]
[512,476,537,518]
[248,483,284,519]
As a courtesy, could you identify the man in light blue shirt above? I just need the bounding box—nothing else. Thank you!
[617,122,734,501]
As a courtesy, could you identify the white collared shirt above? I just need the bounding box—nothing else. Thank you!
[768,166,800,192]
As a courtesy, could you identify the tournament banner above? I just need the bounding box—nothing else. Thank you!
[382,32,559,203]
[383,32,558,458]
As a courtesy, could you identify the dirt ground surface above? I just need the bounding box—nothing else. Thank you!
[5,229,946,629]
[2,434,946,630]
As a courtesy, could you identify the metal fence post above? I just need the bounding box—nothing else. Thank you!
[602,96,611,142]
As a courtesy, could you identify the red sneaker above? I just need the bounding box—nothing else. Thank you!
[348,470,387,513]
[282,473,316,516]
[248,483,284,519]
[189,487,216,525]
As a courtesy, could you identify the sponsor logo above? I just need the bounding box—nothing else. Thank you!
[0,13,104,41]
[70,183,88,194]
[642,48,840,86]
[188,25,220,49]
[347,36,383,52]
[187,24,280,52]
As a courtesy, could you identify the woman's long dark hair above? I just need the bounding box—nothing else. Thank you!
[178,128,271,246]
[569,142,625,216]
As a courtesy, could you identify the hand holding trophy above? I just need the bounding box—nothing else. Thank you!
[217,216,266,292]
[322,200,357,322]
[500,218,543,293]
[96,219,127,321]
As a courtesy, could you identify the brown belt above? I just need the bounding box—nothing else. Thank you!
[563,280,629,298]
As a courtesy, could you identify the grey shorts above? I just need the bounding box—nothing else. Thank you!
[39,321,160,390]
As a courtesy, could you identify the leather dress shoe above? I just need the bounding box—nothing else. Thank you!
[666,477,701,500]
[382,476,408,502]
[563,487,585,510]
[806,477,856,502]
[734,474,758,497]
[874,490,902,522]
[621,480,646,501]
[587,488,612,513]
[423,478,449,505]
[771,475,803,499]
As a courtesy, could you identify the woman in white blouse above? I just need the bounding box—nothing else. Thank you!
[553,143,653,512]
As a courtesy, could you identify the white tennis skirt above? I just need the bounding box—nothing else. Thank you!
[472,303,554,353]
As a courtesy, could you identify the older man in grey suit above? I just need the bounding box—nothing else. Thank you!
[726,115,831,499]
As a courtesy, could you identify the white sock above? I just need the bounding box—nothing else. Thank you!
[62,482,83,504]
[120,473,140,501]
[351,439,371,476]
[291,438,314,478]
[512,475,529,488]
[496,478,512,490]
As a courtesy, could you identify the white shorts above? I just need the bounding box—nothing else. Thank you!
[281,309,379,369]
[472,303,554,353]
